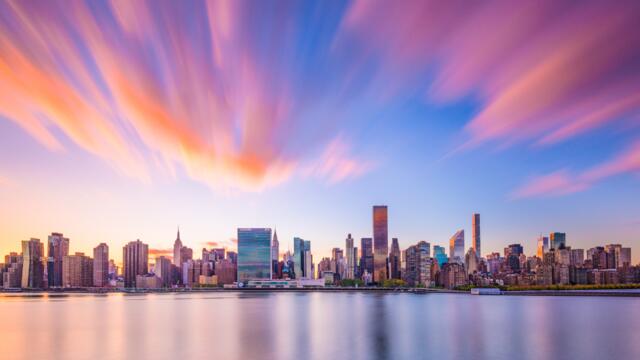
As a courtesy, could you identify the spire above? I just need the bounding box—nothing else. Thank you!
[177,226,181,241]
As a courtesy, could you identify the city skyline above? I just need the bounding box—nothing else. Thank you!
[1,1,640,265]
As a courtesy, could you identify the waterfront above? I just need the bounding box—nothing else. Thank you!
[1,292,639,360]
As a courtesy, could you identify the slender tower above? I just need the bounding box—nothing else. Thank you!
[373,205,389,282]
[472,213,481,258]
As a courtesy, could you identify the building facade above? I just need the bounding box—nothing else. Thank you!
[123,239,148,288]
[237,228,272,282]
[373,205,389,282]
[93,243,109,287]
[472,213,481,258]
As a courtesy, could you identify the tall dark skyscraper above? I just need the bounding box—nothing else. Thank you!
[373,205,388,282]
[123,239,148,288]
[21,238,44,289]
[47,232,69,287]
[389,237,401,279]
[237,228,272,282]
[472,213,481,258]
[360,237,374,278]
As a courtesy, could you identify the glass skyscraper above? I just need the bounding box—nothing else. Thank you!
[550,232,566,250]
[373,205,388,282]
[238,228,272,282]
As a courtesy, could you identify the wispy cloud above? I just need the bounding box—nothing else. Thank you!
[512,141,640,199]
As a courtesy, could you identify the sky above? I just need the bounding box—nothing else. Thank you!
[0,1,639,265]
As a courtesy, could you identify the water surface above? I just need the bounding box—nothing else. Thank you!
[1,292,638,360]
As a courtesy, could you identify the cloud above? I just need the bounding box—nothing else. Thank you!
[149,248,173,258]
[204,241,220,248]
[302,136,374,184]
[0,1,372,192]
[512,141,640,199]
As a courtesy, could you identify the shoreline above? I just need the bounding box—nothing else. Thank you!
[1,287,639,297]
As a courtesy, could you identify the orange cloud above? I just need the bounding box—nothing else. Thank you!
[149,248,173,258]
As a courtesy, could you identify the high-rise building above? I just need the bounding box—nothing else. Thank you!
[293,237,304,279]
[21,238,44,289]
[237,228,272,282]
[537,236,549,257]
[62,252,93,287]
[433,246,448,267]
[155,256,172,287]
[403,241,432,286]
[550,232,566,250]
[465,247,478,275]
[504,244,524,257]
[570,248,585,267]
[360,237,374,278]
[173,228,183,267]
[472,213,481,258]
[123,239,149,288]
[449,230,465,262]
[47,233,69,288]
[271,229,279,262]
[389,237,401,279]
[345,234,355,280]
[93,243,109,287]
[373,205,389,282]
[619,248,632,267]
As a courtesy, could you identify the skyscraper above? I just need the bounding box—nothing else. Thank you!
[237,228,272,282]
[21,238,44,289]
[472,213,481,258]
[293,237,305,279]
[62,252,93,287]
[345,234,355,279]
[389,237,401,279]
[403,241,432,286]
[271,230,280,279]
[433,245,448,267]
[47,232,69,287]
[449,230,465,262]
[537,236,549,257]
[155,256,172,287]
[93,243,109,287]
[173,228,183,267]
[360,237,374,278]
[123,239,149,288]
[373,205,389,282]
[550,232,566,250]
[271,230,279,262]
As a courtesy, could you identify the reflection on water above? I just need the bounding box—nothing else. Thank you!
[1,292,639,360]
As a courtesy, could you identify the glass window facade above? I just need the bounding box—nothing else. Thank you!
[237,228,272,282]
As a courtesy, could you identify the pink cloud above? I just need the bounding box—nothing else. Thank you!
[303,136,374,184]
[512,141,640,199]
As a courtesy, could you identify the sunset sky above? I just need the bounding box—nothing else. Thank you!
[1,1,639,264]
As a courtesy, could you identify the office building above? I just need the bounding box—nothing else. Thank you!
[537,236,549,257]
[360,237,374,278]
[550,232,566,250]
[449,230,465,262]
[237,228,272,282]
[345,234,355,279]
[433,246,448,267]
[62,252,93,287]
[93,243,109,287]
[21,238,44,289]
[155,256,172,287]
[373,205,389,282]
[389,237,401,279]
[47,232,69,287]
[123,239,149,288]
[472,213,481,258]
